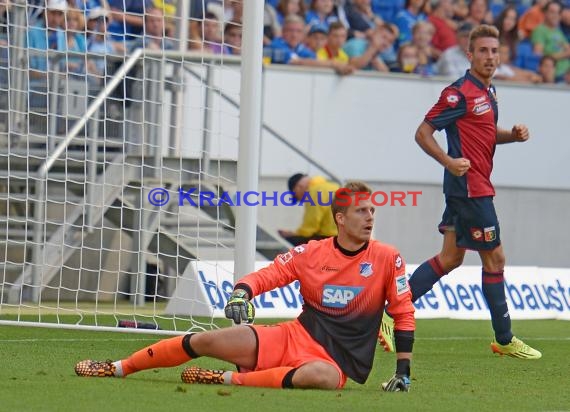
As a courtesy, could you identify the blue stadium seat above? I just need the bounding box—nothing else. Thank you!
[490,0,506,18]
[371,0,406,23]
[514,39,541,71]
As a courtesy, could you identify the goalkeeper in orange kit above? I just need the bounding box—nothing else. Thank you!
[75,181,416,392]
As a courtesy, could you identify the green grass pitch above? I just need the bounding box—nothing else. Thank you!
[1,319,568,412]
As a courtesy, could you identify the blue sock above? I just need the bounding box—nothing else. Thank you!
[482,270,513,345]
[409,256,446,302]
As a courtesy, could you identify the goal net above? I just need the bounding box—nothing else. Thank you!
[0,0,252,335]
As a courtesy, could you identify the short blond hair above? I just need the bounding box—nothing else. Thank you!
[468,24,499,52]
[331,181,373,226]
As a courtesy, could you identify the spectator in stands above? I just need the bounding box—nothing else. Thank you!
[394,42,422,72]
[463,0,494,26]
[306,0,340,29]
[518,0,548,39]
[193,12,224,53]
[264,2,282,44]
[394,0,428,46]
[268,14,315,63]
[227,0,243,24]
[316,21,355,74]
[130,7,174,50]
[494,43,543,82]
[207,0,242,24]
[371,0,406,23]
[562,6,570,41]
[27,0,67,78]
[345,0,385,39]
[278,173,339,246]
[62,7,88,74]
[72,0,109,13]
[0,1,9,40]
[223,21,242,55]
[411,20,439,71]
[275,0,307,26]
[451,0,469,21]
[188,0,206,49]
[152,0,175,16]
[428,0,458,54]
[494,5,521,60]
[536,54,559,82]
[344,22,398,71]
[107,0,151,42]
[306,22,329,52]
[269,14,353,73]
[435,21,472,77]
[531,0,570,78]
[86,7,125,85]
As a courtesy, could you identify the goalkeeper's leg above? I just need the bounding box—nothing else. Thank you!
[181,361,341,389]
[75,326,258,378]
[76,335,194,377]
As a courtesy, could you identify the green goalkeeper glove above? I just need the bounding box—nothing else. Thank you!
[224,289,255,324]
[382,374,411,392]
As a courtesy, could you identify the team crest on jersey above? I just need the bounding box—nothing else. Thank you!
[470,228,483,241]
[359,262,373,277]
[396,275,409,295]
[484,226,496,242]
[395,255,403,269]
[446,93,459,108]
[473,102,491,115]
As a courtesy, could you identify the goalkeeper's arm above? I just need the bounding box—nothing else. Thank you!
[383,330,414,392]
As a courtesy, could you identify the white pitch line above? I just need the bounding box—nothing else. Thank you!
[418,337,570,341]
[0,338,158,343]
[0,337,568,343]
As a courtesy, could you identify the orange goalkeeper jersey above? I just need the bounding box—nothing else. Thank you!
[236,237,415,384]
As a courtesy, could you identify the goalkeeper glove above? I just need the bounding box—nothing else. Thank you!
[224,289,255,324]
[382,374,411,392]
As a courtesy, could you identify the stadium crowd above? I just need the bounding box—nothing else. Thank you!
[0,0,569,85]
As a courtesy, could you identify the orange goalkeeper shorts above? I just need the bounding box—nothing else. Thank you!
[248,319,347,388]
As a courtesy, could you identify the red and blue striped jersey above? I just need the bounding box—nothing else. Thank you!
[425,70,499,198]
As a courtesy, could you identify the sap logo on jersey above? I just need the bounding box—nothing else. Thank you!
[322,285,364,308]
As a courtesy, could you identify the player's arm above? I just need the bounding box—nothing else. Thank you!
[415,121,471,176]
[224,246,305,323]
[383,253,415,392]
[496,124,530,144]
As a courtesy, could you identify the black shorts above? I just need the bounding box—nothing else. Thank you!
[438,196,501,251]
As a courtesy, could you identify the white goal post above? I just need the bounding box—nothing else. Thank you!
[0,1,266,335]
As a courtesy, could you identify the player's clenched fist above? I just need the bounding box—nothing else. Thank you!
[224,289,255,324]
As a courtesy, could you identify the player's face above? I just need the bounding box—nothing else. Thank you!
[468,36,499,82]
[338,198,375,245]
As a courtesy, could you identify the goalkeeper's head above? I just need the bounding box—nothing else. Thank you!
[331,181,374,245]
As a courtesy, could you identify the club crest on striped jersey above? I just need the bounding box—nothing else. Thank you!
[359,262,373,277]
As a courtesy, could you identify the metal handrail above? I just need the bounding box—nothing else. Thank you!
[181,63,343,185]
[35,48,144,178]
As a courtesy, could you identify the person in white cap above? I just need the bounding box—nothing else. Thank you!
[26,0,68,77]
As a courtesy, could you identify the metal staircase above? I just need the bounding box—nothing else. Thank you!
[0,138,288,303]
